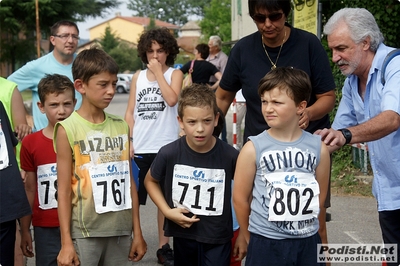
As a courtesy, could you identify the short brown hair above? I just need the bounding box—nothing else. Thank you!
[195,44,210,60]
[258,67,311,105]
[38,74,75,104]
[178,84,218,119]
[50,20,79,36]
[72,46,119,84]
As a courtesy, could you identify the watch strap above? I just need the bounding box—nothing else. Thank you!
[339,128,352,145]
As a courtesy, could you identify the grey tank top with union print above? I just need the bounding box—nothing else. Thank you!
[248,130,322,239]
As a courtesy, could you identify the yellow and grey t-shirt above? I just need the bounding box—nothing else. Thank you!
[55,111,132,238]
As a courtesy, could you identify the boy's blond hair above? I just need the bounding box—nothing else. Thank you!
[38,74,75,104]
[72,46,119,84]
[178,84,218,119]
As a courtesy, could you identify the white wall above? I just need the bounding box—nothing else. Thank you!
[231,0,257,41]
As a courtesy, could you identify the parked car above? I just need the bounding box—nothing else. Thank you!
[116,73,133,93]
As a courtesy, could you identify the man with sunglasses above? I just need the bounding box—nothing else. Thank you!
[215,0,335,251]
[8,20,82,132]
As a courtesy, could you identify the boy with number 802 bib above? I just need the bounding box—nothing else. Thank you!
[233,67,329,265]
[145,84,239,266]
[55,47,147,266]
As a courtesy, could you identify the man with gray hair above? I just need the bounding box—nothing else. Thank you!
[316,8,400,262]
[207,35,228,86]
[207,35,229,142]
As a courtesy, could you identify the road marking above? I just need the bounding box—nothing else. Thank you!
[344,231,363,244]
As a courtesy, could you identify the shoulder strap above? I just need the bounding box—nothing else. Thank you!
[381,48,400,85]
[189,60,195,73]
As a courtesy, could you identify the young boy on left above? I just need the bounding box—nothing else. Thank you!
[19,74,76,265]
[55,47,146,266]
[0,101,31,266]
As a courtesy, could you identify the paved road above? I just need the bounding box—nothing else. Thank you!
[25,93,384,266]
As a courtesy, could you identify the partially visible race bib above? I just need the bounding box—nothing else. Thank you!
[172,164,225,216]
[89,160,131,214]
[37,163,58,209]
[266,172,320,222]
[0,123,9,170]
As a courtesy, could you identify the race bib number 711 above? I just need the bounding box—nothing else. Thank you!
[172,164,226,216]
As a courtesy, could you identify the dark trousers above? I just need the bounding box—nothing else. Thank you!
[0,220,16,266]
[245,232,324,266]
[134,153,157,205]
[379,209,400,266]
[173,237,230,266]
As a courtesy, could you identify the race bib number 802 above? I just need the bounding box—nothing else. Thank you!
[267,172,320,222]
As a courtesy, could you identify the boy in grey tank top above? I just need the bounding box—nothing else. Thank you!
[232,67,330,265]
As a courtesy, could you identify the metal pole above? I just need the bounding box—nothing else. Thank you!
[35,0,41,58]
[232,98,238,150]
[317,1,322,40]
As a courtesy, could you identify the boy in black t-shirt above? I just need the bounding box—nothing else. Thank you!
[145,84,239,266]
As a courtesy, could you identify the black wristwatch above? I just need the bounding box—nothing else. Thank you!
[339,128,352,145]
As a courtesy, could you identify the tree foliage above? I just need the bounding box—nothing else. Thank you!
[0,0,120,71]
[100,26,120,54]
[199,0,231,54]
[109,43,142,73]
[98,26,142,73]
[319,0,400,48]
[127,0,211,26]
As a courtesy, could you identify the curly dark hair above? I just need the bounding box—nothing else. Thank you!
[137,27,179,66]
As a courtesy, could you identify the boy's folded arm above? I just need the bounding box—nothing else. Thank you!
[144,171,200,228]
[164,208,200,228]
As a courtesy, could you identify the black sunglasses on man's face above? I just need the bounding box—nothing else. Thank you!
[252,12,284,23]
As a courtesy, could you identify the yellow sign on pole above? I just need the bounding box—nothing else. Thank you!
[292,0,319,36]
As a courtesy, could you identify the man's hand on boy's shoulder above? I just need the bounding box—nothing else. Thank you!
[128,235,147,262]
[165,208,200,228]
